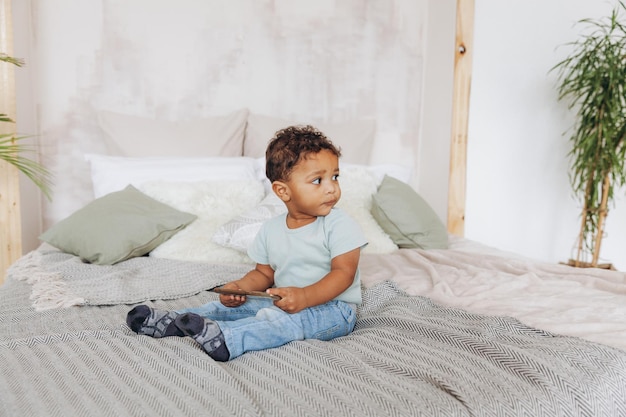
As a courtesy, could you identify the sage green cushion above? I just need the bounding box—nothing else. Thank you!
[371,175,448,249]
[39,185,197,265]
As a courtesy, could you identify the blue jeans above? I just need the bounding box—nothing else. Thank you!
[176,298,357,360]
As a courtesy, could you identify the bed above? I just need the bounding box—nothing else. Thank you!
[3,2,626,416]
[2,108,626,417]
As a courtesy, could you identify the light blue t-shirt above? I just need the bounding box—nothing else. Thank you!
[247,207,368,304]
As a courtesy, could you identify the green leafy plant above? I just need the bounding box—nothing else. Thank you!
[552,1,626,268]
[0,54,52,199]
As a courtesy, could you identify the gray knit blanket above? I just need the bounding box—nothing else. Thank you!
[2,251,626,416]
[7,246,249,310]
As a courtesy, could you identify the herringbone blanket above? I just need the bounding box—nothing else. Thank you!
[1,263,625,417]
[7,245,250,310]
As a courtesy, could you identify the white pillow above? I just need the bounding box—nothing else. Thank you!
[98,109,248,157]
[254,157,411,193]
[85,154,259,198]
[140,180,266,264]
[243,113,376,164]
[213,166,398,255]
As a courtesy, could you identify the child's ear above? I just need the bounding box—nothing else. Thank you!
[272,181,290,202]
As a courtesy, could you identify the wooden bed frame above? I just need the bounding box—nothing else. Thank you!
[0,0,475,282]
[0,0,23,283]
[448,0,474,237]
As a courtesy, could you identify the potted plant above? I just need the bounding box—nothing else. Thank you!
[0,53,52,198]
[551,2,626,269]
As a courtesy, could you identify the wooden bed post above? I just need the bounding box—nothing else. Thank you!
[447,0,474,237]
[0,0,22,284]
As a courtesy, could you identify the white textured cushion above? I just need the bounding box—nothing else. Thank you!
[140,180,266,264]
[243,113,376,164]
[98,109,249,157]
[213,165,397,255]
[335,166,398,254]
[85,154,259,198]
[212,193,285,252]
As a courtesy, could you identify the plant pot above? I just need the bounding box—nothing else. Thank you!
[561,259,617,271]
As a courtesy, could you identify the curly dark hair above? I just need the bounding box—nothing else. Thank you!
[265,125,341,182]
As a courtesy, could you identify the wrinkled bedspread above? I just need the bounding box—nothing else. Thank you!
[360,239,626,351]
[2,256,626,417]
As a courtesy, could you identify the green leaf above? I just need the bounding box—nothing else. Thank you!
[0,134,53,200]
[0,53,24,67]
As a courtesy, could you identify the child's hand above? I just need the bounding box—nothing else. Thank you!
[267,287,308,313]
[219,282,247,307]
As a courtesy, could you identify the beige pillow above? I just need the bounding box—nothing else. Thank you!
[98,109,249,157]
[243,113,376,164]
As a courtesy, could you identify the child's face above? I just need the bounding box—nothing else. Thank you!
[283,149,341,219]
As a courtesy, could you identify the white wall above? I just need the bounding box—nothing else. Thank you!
[466,0,625,270]
[418,0,456,220]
